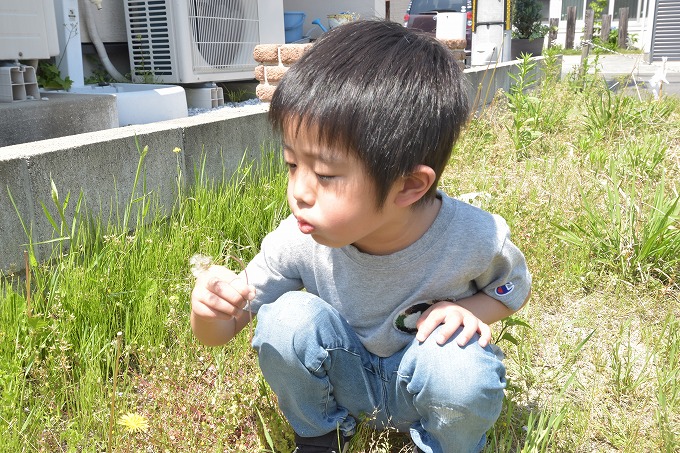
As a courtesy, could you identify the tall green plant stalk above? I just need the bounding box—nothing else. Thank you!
[24,251,32,318]
[121,141,150,232]
[506,54,542,154]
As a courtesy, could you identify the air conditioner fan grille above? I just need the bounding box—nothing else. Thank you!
[189,0,260,73]
[126,0,260,80]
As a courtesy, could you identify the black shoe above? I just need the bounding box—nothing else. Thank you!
[293,430,351,453]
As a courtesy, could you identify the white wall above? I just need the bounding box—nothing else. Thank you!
[79,0,128,43]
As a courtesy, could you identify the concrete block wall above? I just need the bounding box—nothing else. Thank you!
[464,56,555,111]
[253,43,314,102]
[0,105,277,274]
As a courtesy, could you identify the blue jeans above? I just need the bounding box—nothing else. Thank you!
[252,292,506,453]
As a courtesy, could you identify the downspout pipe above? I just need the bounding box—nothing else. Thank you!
[79,0,127,82]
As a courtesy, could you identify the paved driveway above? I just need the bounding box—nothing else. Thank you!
[561,54,680,97]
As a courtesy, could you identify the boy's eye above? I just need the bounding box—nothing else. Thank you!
[316,173,335,181]
[285,162,296,170]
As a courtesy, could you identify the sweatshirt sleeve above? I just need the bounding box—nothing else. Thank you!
[245,216,306,313]
[475,215,532,311]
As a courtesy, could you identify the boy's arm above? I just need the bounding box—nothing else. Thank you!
[453,290,530,325]
[190,265,255,346]
[190,309,253,346]
[416,290,530,348]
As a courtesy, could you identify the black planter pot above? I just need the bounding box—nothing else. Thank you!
[510,37,545,60]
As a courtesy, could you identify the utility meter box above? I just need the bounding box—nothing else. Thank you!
[471,0,511,65]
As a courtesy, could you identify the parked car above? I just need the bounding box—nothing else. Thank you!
[404,0,472,51]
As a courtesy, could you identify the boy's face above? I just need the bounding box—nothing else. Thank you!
[283,124,401,254]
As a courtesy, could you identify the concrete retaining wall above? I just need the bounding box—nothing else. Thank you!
[0,105,276,273]
[0,56,553,274]
[0,93,118,147]
[464,56,553,110]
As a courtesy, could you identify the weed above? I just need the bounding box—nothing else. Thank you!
[506,54,543,155]
[37,62,73,90]
[225,87,255,103]
[556,161,680,284]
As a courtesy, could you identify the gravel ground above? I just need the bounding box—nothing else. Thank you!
[187,97,263,116]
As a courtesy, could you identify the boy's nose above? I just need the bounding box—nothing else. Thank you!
[291,172,315,206]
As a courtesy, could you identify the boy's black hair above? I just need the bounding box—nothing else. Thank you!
[269,20,469,208]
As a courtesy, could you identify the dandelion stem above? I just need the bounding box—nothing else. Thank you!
[108,332,123,453]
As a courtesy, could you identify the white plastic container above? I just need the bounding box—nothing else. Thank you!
[67,83,187,126]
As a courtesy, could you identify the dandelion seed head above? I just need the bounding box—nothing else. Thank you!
[190,254,213,277]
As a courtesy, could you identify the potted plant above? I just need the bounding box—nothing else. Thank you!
[511,0,548,59]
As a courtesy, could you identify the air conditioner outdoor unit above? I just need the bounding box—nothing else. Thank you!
[0,0,59,102]
[0,0,59,61]
[123,0,285,84]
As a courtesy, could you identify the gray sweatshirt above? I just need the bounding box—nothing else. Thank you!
[246,192,531,357]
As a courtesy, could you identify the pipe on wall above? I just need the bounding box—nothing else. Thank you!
[79,0,126,82]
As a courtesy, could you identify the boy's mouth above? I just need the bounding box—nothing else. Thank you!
[296,218,315,234]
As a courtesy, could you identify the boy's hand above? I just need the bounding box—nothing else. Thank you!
[191,265,255,321]
[415,301,491,347]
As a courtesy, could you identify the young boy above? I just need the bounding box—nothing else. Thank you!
[190,20,531,453]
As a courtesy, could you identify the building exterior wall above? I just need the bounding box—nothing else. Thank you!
[79,0,127,43]
[649,0,680,60]
[282,0,386,34]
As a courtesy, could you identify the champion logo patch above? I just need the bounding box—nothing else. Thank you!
[495,282,514,296]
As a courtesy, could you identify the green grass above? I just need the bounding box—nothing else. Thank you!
[1,55,679,452]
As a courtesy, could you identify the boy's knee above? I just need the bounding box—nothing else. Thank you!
[403,330,506,415]
[255,291,319,343]
[257,291,317,326]
[253,291,340,353]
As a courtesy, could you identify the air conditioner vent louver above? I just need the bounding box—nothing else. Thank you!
[124,0,283,84]
[127,1,173,77]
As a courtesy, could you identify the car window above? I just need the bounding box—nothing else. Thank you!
[409,0,465,14]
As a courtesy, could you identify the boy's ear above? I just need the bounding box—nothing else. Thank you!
[393,165,436,207]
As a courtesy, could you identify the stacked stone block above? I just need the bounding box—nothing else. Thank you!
[252,38,466,102]
[253,43,313,102]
